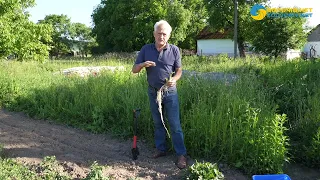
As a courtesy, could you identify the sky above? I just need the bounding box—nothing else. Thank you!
[27,0,320,28]
[27,0,101,27]
[270,0,320,27]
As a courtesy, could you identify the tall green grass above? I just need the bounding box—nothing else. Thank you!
[0,57,319,175]
[179,72,287,174]
[0,60,152,137]
[260,60,320,167]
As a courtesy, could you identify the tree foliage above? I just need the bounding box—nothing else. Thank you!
[38,14,73,56]
[247,16,307,58]
[92,0,207,52]
[71,23,96,57]
[92,0,166,52]
[178,0,208,50]
[204,0,268,57]
[0,0,35,15]
[0,0,52,61]
[38,14,95,57]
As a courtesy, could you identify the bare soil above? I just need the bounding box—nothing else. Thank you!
[0,109,319,180]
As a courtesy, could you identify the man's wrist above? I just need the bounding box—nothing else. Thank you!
[139,63,145,68]
[171,76,178,82]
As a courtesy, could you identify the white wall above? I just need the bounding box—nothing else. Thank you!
[286,49,301,60]
[303,42,320,58]
[197,39,238,56]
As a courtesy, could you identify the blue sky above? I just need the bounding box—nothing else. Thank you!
[27,0,101,27]
[27,0,319,28]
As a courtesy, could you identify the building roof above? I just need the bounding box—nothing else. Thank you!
[197,27,232,40]
[307,24,320,34]
[307,24,320,42]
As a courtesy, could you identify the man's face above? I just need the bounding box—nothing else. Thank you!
[153,25,170,47]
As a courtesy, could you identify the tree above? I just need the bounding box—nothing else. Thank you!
[38,14,73,57]
[92,0,167,52]
[0,0,52,61]
[0,0,34,15]
[92,0,206,52]
[247,16,306,58]
[39,15,97,57]
[177,0,208,50]
[70,23,96,57]
[165,1,192,46]
[205,0,268,57]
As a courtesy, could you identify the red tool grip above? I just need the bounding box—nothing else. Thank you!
[132,135,137,148]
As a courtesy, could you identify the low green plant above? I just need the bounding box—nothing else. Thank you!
[38,156,71,180]
[85,161,110,180]
[0,156,115,180]
[307,127,320,167]
[0,158,39,180]
[185,161,224,180]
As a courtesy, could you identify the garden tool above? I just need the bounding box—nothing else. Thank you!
[131,108,141,160]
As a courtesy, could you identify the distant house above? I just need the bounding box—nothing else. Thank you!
[196,27,305,60]
[196,27,251,57]
[303,24,320,59]
[70,39,92,57]
[197,27,236,56]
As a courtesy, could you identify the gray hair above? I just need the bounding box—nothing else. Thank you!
[154,20,172,34]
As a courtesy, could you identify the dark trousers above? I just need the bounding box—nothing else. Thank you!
[147,86,187,156]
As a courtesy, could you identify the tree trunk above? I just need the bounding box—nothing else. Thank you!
[274,51,278,63]
[238,37,246,58]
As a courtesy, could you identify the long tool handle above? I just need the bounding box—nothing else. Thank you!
[132,109,141,160]
[132,109,141,148]
[133,108,141,135]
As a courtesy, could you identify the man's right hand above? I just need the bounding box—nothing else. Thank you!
[142,61,156,67]
[132,61,156,73]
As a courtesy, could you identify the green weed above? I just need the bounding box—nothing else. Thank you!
[185,161,224,180]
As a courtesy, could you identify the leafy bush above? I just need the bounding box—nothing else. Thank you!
[185,161,224,180]
[37,156,71,180]
[0,156,114,179]
[85,161,110,180]
[307,127,320,167]
[0,158,40,180]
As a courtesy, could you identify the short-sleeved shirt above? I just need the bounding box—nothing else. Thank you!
[135,43,182,89]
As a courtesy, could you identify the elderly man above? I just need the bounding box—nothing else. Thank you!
[132,20,187,169]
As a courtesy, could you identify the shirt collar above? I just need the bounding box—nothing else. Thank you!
[153,43,170,50]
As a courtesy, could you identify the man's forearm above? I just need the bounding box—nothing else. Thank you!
[132,63,144,73]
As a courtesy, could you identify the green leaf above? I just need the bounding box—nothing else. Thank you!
[235,161,243,168]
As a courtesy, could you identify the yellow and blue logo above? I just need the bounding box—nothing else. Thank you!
[250,4,313,20]
[250,4,267,20]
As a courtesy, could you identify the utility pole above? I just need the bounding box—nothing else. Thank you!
[234,0,238,60]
